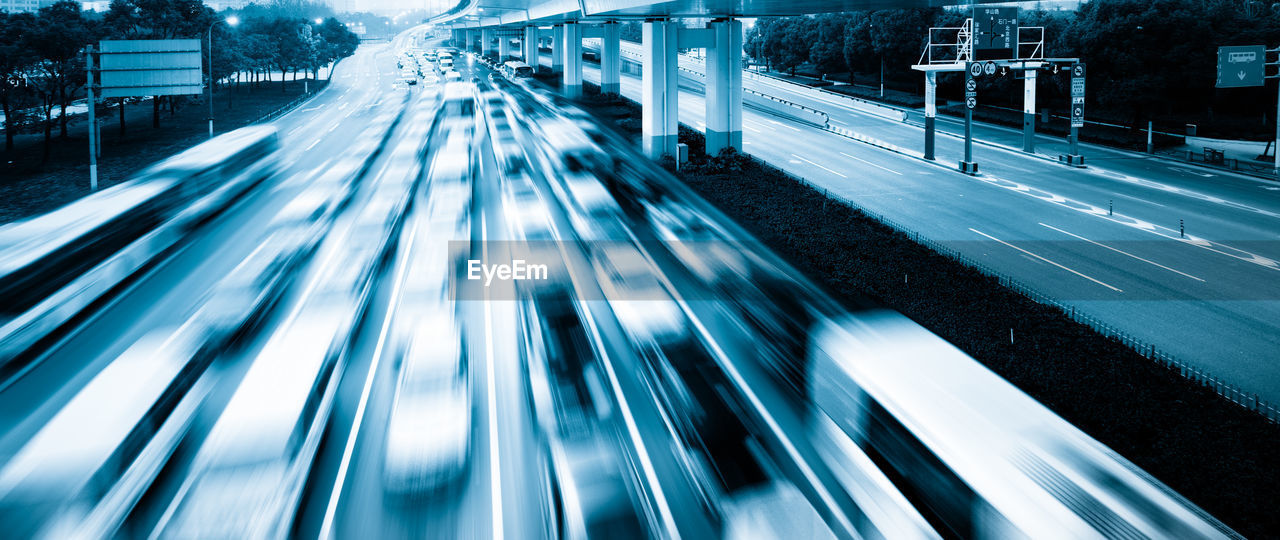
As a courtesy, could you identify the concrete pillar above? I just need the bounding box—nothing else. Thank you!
[705,19,743,155]
[561,23,582,98]
[523,26,538,64]
[1023,68,1037,153]
[642,20,678,160]
[551,24,563,73]
[452,29,462,48]
[498,31,511,61]
[601,22,621,95]
[924,71,937,160]
[467,30,478,52]
[482,28,495,56]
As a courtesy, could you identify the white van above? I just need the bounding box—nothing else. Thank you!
[500,61,534,79]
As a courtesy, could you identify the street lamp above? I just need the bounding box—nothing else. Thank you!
[315,18,323,24]
[208,15,240,138]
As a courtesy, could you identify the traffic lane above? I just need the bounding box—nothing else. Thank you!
[929,110,1280,214]
[655,44,1280,222]
[293,93,437,540]
[122,71,416,536]
[752,130,1280,399]
[733,69,1280,236]
[581,59,1280,401]
[592,60,1280,303]
[0,30,402,447]
[469,101,549,539]
[586,60,1280,302]
[660,53,1280,235]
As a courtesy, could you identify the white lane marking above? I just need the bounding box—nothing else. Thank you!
[480,215,505,540]
[768,119,802,132]
[305,139,320,151]
[743,124,760,133]
[791,153,847,178]
[839,151,903,176]
[318,219,418,540]
[539,215,682,539]
[970,228,1123,292]
[972,173,1280,272]
[327,123,339,133]
[1038,223,1205,282]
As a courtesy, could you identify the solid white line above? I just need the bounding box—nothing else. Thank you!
[768,119,802,132]
[970,228,1123,292]
[839,151,903,176]
[1038,223,1205,282]
[481,215,505,540]
[318,219,417,540]
[791,153,847,178]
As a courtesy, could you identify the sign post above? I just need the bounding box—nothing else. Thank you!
[961,62,979,174]
[1216,45,1275,174]
[924,71,936,160]
[1064,62,1085,167]
[86,45,98,191]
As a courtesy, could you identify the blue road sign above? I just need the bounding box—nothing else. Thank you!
[974,7,1018,60]
[1217,45,1265,88]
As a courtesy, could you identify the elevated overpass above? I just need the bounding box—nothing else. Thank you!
[432,0,1002,160]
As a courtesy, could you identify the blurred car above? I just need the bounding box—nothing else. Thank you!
[383,310,471,494]
[445,70,463,82]
[643,199,748,286]
[591,245,685,345]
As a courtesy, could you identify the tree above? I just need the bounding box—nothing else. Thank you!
[0,11,38,153]
[27,1,92,161]
[312,17,357,80]
[102,0,214,127]
[810,13,851,77]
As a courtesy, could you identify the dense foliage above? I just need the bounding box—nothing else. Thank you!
[746,0,1280,134]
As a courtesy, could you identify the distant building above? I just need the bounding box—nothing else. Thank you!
[1,0,47,13]
[205,0,252,11]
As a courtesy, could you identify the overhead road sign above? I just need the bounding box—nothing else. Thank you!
[1216,45,1265,88]
[974,7,1018,60]
[96,39,203,98]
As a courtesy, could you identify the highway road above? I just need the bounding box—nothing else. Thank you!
[559,45,1280,405]
[0,23,1253,539]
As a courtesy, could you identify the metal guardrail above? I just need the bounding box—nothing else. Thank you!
[255,92,316,124]
[745,155,1280,425]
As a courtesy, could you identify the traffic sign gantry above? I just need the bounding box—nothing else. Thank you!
[1216,45,1265,88]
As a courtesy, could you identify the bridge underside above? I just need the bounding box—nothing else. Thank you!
[437,0,994,27]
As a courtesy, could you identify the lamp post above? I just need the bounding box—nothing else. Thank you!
[208,15,240,138]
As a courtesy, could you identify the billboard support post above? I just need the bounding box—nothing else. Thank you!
[207,26,214,138]
[86,45,97,192]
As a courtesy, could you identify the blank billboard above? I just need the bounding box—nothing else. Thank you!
[97,39,203,98]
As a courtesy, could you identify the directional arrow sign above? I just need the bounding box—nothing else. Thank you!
[1217,45,1265,88]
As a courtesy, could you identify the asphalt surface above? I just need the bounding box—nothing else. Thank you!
[543,45,1280,405]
